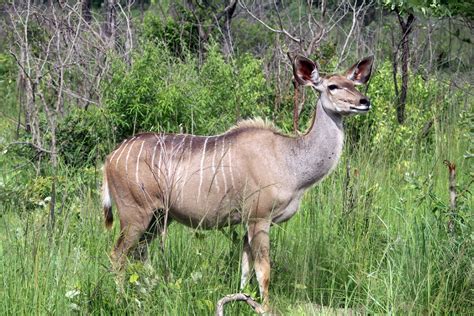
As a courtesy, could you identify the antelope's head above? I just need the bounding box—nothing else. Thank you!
[293,55,374,116]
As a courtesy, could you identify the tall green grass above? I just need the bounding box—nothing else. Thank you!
[0,50,472,314]
[1,112,471,315]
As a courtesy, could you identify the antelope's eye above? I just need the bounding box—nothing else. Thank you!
[328,84,338,91]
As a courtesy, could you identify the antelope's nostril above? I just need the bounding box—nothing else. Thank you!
[360,98,370,106]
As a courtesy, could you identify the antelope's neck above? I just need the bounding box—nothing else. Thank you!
[286,99,344,190]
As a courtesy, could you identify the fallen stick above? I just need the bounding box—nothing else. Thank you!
[215,293,265,316]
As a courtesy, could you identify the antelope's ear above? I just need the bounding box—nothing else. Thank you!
[345,55,374,85]
[293,56,321,87]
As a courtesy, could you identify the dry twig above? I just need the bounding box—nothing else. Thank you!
[215,293,265,316]
[443,160,457,234]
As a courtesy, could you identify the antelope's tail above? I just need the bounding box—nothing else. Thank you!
[102,164,113,230]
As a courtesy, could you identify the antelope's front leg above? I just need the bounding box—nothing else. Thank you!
[248,220,271,308]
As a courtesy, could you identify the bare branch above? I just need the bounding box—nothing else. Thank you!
[337,0,367,67]
[8,141,55,154]
[239,0,301,43]
[215,293,265,315]
[443,160,457,235]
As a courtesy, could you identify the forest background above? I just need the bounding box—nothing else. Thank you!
[0,0,472,314]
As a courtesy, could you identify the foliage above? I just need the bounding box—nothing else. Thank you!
[344,61,468,156]
[0,53,14,78]
[380,0,474,18]
[232,18,274,55]
[141,11,200,58]
[104,43,271,140]
[1,2,473,314]
[56,107,114,168]
[0,121,472,313]
[0,54,16,134]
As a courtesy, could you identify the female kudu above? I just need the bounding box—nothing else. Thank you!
[102,55,373,308]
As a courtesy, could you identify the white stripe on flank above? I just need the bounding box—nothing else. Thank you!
[178,134,187,161]
[157,135,167,176]
[221,136,227,193]
[109,139,126,163]
[180,136,193,200]
[228,141,235,189]
[125,139,135,175]
[151,138,159,174]
[175,135,187,204]
[212,138,219,192]
[170,135,176,151]
[173,135,187,167]
[167,135,177,179]
[177,135,187,152]
[115,137,135,168]
[197,137,209,201]
[136,141,145,183]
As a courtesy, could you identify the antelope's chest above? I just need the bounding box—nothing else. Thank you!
[271,190,305,224]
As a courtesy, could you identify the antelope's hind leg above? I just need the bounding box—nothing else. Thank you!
[109,222,149,293]
[132,209,171,262]
[110,207,154,274]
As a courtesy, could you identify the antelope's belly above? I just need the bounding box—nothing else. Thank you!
[169,198,242,229]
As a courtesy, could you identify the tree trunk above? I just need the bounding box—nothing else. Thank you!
[124,0,134,66]
[81,0,92,23]
[104,0,117,50]
[396,12,415,124]
[221,0,237,59]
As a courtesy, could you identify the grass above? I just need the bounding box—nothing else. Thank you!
[0,62,472,314]
[0,118,472,315]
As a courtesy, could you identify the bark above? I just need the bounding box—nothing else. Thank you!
[221,0,238,58]
[396,11,415,124]
[186,0,210,64]
[292,78,299,132]
[187,0,238,60]
[8,1,130,172]
[123,0,134,66]
[444,160,457,235]
[104,0,117,49]
[81,0,92,23]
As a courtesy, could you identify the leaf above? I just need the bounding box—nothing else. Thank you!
[202,299,214,311]
[129,273,139,284]
[191,271,203,283]
[65,289,80,299]
[294,283,307,290]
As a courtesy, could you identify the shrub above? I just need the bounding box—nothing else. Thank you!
[141,11,200,58]
[56,107,113,168]
[344,61,463,155]
[104,43,271,140]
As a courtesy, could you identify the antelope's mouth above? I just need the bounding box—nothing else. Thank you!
[350,106,370,113]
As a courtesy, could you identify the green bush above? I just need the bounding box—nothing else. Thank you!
[142,11,200,58]
[344,61,465,155]
[56,107,113,168]
[0,53,16,122]
[104,43,272,139]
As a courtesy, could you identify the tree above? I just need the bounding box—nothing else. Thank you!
[185,0,238,60]
[381,0,473,124]
[81,0,92,23]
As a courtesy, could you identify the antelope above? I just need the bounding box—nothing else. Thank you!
[101,55,373,308]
